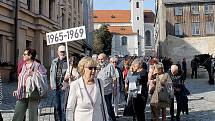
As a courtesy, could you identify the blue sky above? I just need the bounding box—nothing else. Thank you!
[94,0,155,12]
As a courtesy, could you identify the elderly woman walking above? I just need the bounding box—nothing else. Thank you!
[12,48,47,121]
[150,62,173,121]
[66,57,109,121]
[124,58,148,121]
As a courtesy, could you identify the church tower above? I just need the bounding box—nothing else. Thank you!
[130,0,145,56]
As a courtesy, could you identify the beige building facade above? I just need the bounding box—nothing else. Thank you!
[0,0,93,69]
[155,0,215,64]
[0,0,93,81]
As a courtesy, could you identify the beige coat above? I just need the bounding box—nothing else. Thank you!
[66,77,109,121]
[150,73,172,108]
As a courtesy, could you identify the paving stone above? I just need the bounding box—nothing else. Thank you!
[1,77,215,121]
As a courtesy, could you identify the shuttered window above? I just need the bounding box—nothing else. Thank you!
[192,22,200,35]
[175,5,183,16]
[206,21,214,34]
[175,23,183,36]
[205,3,213,14]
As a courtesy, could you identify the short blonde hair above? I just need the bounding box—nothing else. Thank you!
[156,62,164,69]
[78,57,98,75]
[131,58,143,68]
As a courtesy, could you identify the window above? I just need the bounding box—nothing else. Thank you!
[138,40,141,46]
[0,35,2,58]
[137,17,139,20]
[121,36,127,46]
[137,29,139,34]
[145,30,151,46]
[192,22,200,35]
[175,5,183,15]
[27,0,31,10]
[68,18,71,28]
[39,0,42,14]
[175,23,183,36]
[205,3,213,14]
[191,4,199,15]
[136,2,139,8]
[26,40,32,48]
[49,0,54,19]
[205,21,214,34]
[62,8,65,28]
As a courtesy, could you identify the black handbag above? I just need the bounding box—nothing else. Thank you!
[123,96,135,116]
[181,85,190,96]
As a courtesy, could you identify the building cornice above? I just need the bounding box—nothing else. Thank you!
[164,0,215,4]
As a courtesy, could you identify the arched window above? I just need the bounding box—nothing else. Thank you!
[145,30,151,46]
[121,36,127,46]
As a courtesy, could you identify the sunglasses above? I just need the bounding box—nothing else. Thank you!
[23,53,28,56]
[85,67,97,70]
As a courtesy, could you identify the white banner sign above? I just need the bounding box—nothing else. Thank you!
[46,26,86,45]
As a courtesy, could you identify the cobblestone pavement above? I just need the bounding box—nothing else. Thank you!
[1,77,215,121]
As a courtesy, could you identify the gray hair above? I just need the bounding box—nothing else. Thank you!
[109,57,118,62]
[171,65,178,71]
[156,62,164,69]
[131,58,143,68]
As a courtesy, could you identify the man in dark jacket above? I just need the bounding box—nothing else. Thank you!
[168,65,186,121]
[182,58,187,79]
[191,57,198,79]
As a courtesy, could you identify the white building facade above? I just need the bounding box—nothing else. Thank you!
[93,0,155,57]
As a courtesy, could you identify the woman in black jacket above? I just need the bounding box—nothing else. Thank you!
[125,58,148,121]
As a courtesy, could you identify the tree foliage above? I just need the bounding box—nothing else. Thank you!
[93,24,113,55]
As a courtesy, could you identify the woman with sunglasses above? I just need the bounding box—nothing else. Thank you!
[66,57,109,121]
[12,48,47,121]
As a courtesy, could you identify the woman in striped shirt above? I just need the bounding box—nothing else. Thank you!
[12,48,47,121]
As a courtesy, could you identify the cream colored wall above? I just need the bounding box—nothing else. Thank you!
[0,0,92,67]
[164,35,215,73]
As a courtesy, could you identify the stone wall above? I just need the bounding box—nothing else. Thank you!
[162,35,215,74]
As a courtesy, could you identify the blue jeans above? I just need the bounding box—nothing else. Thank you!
[53,89,66,121]
[104,93,116,121]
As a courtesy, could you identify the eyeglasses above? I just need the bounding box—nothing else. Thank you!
[23,53,28,56]
[60,51,66,53]
[85,67,97,70]
[112,61,117,63]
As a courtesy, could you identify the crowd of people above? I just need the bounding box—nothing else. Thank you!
[11,45,192,121]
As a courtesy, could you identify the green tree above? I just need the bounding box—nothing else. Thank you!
[93,24,112,55]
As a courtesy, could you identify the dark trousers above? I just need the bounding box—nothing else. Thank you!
[170,97,181,121]
[104,93,116,121]
[53,89,66,121]
[183,70,187,79]
[0,112,3,121]
[133,94,147,121]
[191,68,197,79]
[170,98,175,121]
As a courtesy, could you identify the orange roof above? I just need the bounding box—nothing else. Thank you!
[93,10,131,23]
[93,10,155,23]
[108,26,137,35]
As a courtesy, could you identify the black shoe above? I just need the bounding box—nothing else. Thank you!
[176,116,180,121]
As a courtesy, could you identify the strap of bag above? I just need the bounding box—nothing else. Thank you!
[98,79,107,121]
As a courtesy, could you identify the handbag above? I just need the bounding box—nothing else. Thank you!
[158,87,171,104]
[158,74,172,105]
[28,64,48,99]
[98,79,108,121]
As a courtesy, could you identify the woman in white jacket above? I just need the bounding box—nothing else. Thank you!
[66,57,109,121]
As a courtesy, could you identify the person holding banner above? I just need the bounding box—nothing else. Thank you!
[50,45,68,121]
[63,54,81,111]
